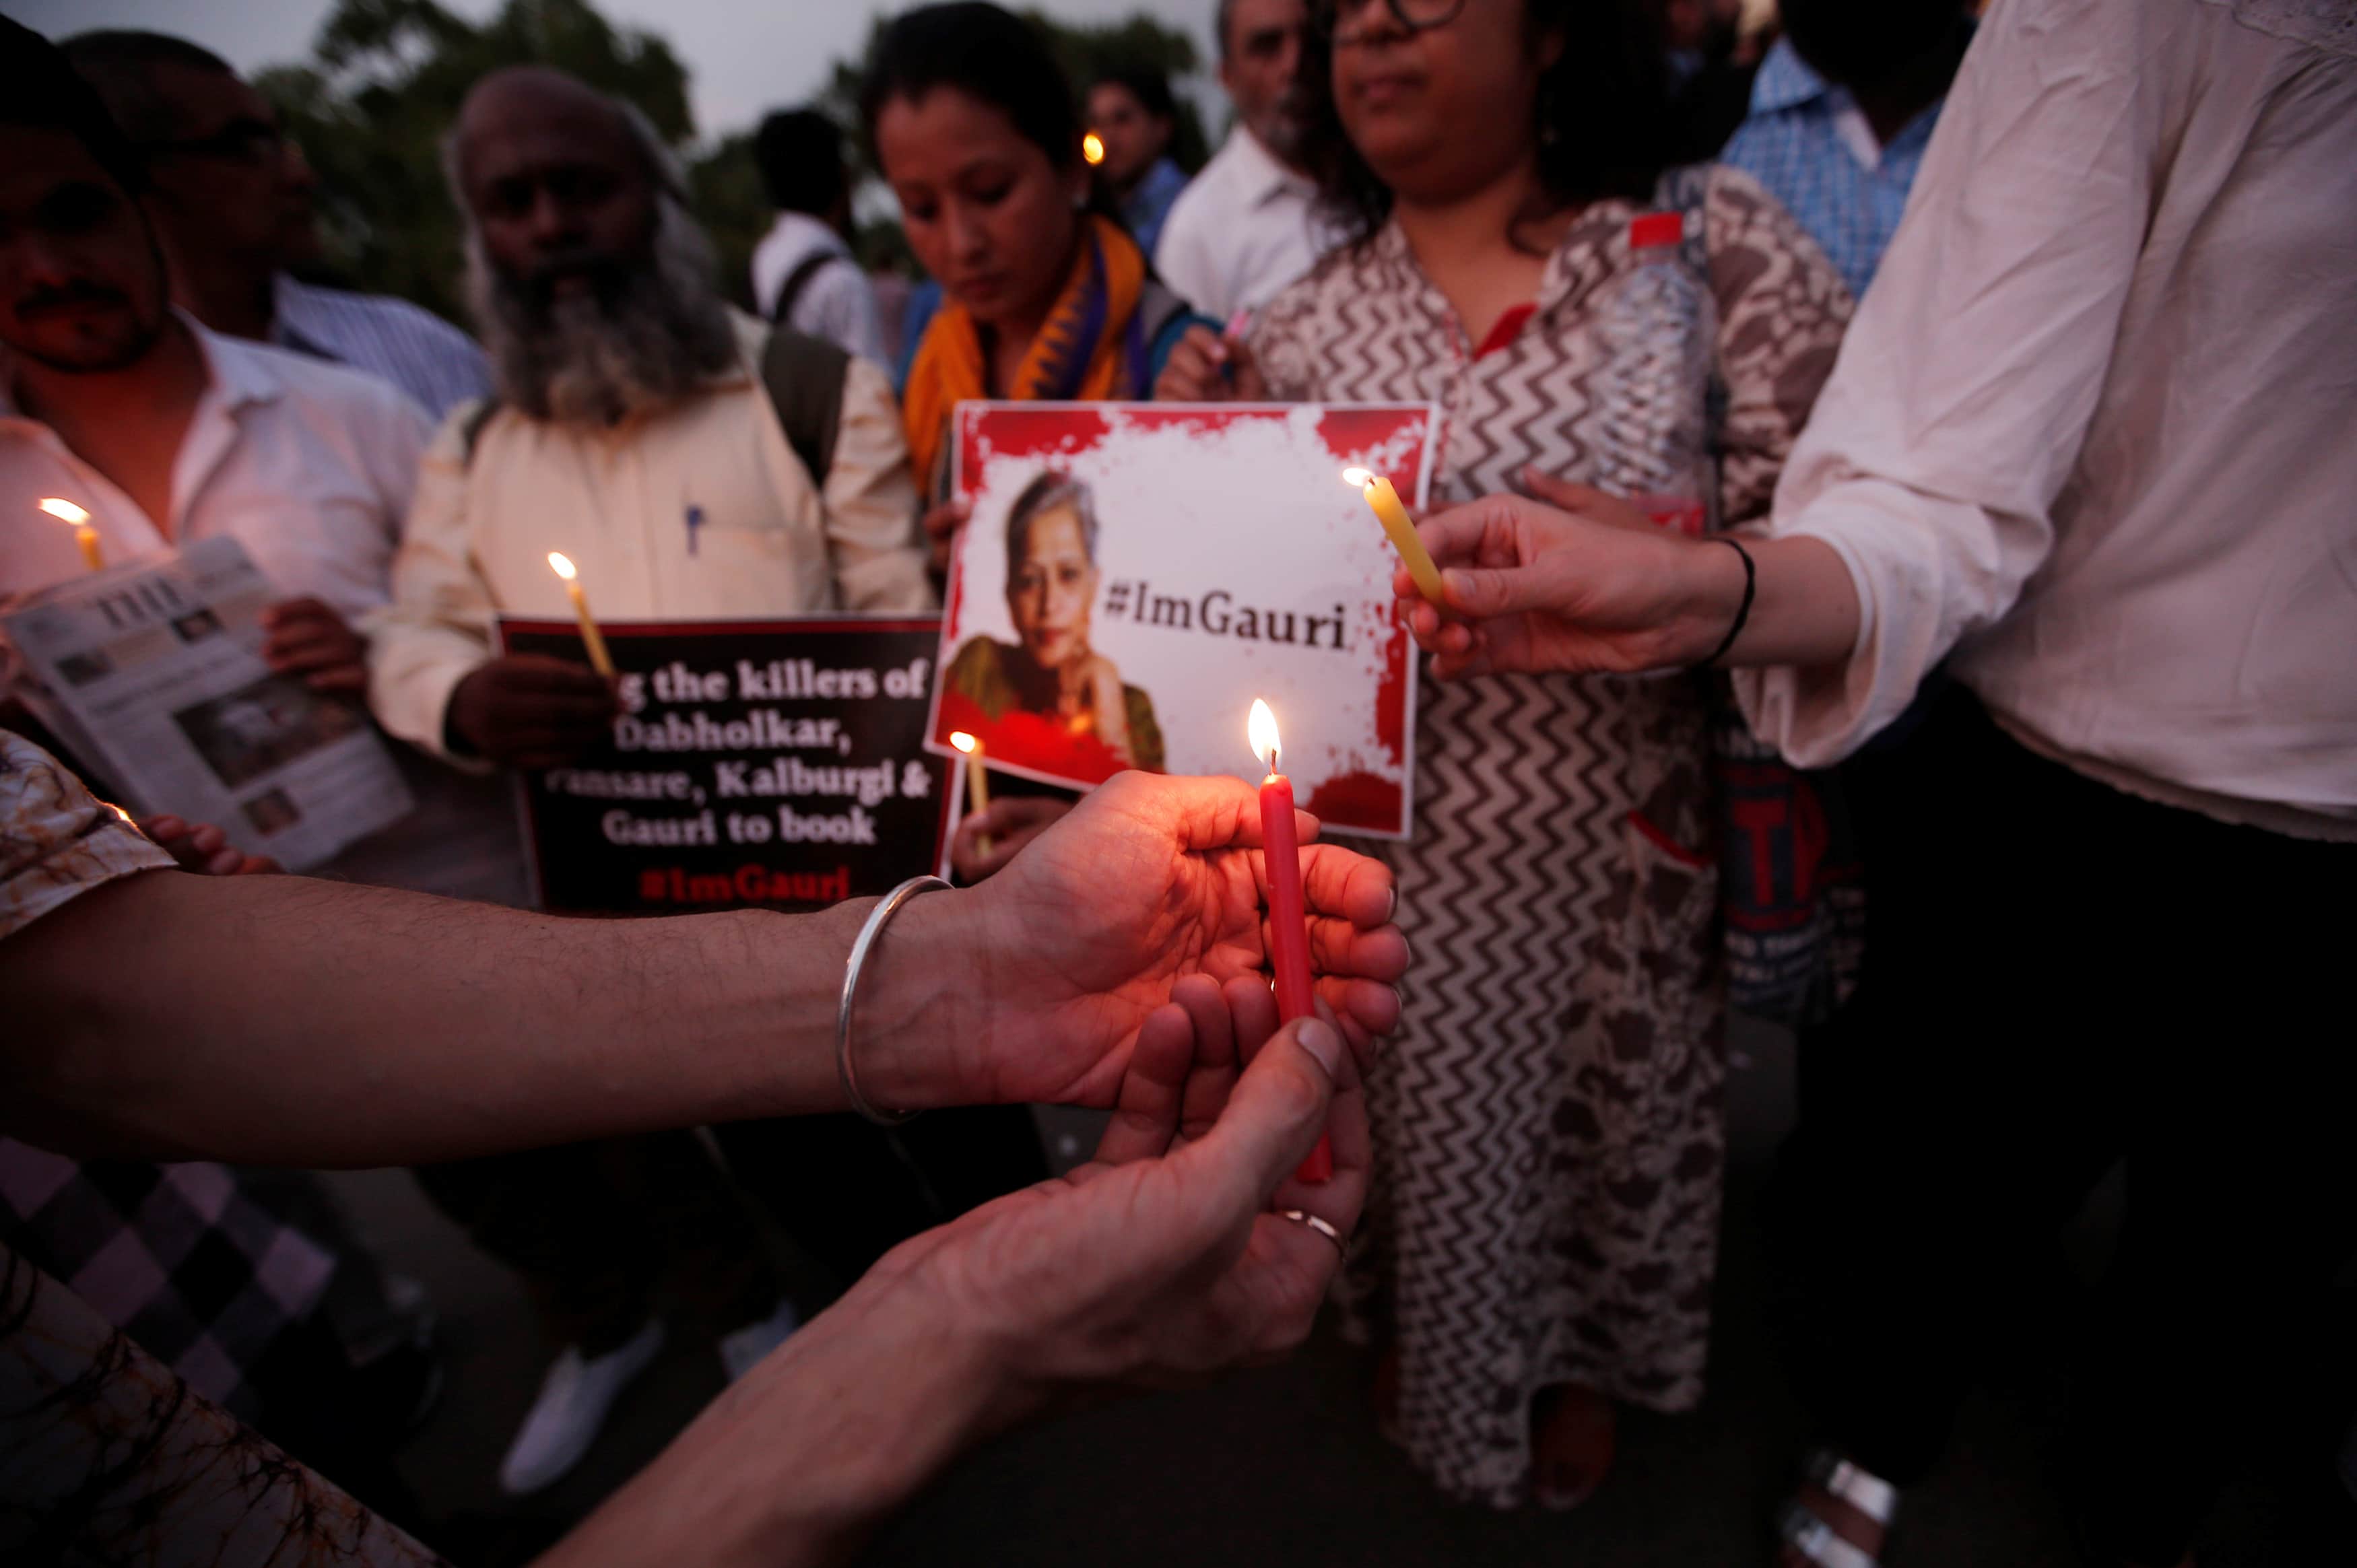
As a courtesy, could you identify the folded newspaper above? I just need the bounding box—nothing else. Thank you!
[1,536,413,871]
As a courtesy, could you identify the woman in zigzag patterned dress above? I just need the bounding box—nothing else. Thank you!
[1168,0,1851,1508]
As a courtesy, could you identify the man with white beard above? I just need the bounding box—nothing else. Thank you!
[368,66,933,772]
[366,66,945,1497]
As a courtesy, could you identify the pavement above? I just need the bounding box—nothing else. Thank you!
[323,1014,2357,1566]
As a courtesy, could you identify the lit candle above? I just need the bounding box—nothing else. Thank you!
[1341,466,1444,604]
[545,551,615,678]
[40,498,104,572]
[1249,698,1333,1184]
[1082,132,1106,166]
[950,730,993,857]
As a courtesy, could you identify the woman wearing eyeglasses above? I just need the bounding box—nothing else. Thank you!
[1160,0,1851,1513]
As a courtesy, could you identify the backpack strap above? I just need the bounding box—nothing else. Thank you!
[457,396,502,468]
[769,248,848,327]
[760,324,852,491]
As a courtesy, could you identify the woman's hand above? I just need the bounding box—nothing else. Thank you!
[1082,653,1133,763]
[950,795,1071,881]
[1398,480,1748,679]
[921,496,970,576]
[865,772,1405,1113]
[1153,324,1266,403]
[546,978,1368,1568]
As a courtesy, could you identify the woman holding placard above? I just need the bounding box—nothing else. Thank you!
[865,2,1211,878]
[1162,0,1851,1513]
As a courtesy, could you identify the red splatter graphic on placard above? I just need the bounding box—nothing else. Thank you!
[937,689,1137,787]
[1302,770,1402,831]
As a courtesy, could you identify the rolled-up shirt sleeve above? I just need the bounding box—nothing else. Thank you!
[364,405,500,763]
[1735,0,2160,765]
[820,356,937,613]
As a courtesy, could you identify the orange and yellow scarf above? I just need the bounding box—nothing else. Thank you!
[902,213,1148,489]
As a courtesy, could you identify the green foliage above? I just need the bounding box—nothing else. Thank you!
[259,0,1210,314]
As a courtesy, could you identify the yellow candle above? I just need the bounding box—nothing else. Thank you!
[40,498,104,572]
[1341,467,1445,603]
[950,730,993,856]
[545,552,615,677]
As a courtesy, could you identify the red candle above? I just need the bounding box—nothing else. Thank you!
[1249,699,1332,1184]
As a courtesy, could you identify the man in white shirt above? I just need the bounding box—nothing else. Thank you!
[1154,0,1332,322]
[372,69,932,772]
[61,30,495,421]
[1381,2,2356,1563]
[748,108,888,364]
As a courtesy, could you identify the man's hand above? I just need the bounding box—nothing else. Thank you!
[950,795,1071,882]
[137,815,280,877]
[261,596,368,694]
[1152,324,1266,403]
[1399,473,1744,678]
[446,654,618,769]
[870,772,1406,1113]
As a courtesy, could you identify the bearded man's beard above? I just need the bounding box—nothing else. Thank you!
[469,197,738,425]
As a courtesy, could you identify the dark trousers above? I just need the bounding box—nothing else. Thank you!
[713,1105,1049,1288]
[1766,691,2357,1564]
[414,1130,777,1355]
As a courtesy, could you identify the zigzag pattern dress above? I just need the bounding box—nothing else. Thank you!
[1253,166,1850,1505]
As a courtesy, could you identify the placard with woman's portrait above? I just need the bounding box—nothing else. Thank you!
[928,401,1436,838]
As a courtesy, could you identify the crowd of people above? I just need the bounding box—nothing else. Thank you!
[1,1,2349,1566]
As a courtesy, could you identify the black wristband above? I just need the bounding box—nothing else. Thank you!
[1694,536,1756,669]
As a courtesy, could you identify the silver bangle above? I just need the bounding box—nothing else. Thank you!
[836,875,950,1126]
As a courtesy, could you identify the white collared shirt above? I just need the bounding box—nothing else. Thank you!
[0,315,433,619]
[749,212,888,366]
[1736,0,2357,836]
[1153,126,1337,322]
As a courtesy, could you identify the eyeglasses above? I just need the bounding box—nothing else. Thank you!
[1311,0,1471,38]
[135,117,288,168]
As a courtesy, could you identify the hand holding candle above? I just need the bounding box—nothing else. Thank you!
[1342,467,1445,604]
[1249,698,1333,1184]
[950,730,994,857]
[41,498,104,572]
[545,551,616,679]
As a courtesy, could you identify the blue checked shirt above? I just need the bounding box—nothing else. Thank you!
[1719,38,1950,300]
[273,275,495,421]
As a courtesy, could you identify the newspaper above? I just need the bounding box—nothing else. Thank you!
[1,536,413,871]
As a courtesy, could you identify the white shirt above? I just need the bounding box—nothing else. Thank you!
[0,316,431,619]
[1737,0,2357,836]
[1153,125,1337,322]
[0,316,529,901]
[749,211,888,366]
[369,309,933,761]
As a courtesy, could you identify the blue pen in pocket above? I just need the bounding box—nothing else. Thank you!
[684,503,704,556]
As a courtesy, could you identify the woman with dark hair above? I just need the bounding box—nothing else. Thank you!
[1087,67,1189,258]
[866,3,1210,559]
[944,470,1165,777]
[1161,0,1851,1512]
[866,3,1205,876]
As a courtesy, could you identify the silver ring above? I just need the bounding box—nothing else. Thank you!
[1278,1208,1348,1258]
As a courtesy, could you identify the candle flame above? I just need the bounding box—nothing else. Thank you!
[40,497,91,525]
[949,730,978,755]
[1339,467,1374,489]
[1082,132,1106,165]
[547,551,578,581]
[1248,697,1281,772]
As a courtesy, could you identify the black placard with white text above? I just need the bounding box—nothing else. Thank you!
[496,617,949,915]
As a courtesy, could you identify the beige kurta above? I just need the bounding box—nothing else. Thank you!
[368,309,933,759]
[1253,165,1849,1505]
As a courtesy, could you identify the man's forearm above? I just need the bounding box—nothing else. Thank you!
[1,868,974,1165]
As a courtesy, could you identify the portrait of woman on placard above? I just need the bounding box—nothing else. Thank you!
[943,471,1164,780]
